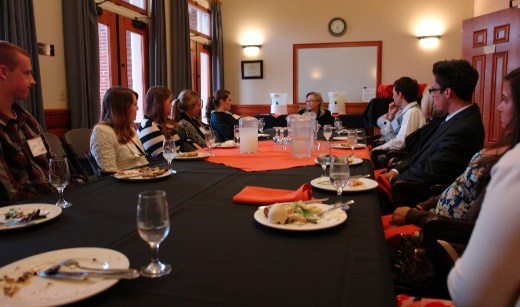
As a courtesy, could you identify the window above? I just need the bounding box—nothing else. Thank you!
[188,1,211,38]
[97,4,149,121]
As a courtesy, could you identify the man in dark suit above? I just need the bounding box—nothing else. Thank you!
[380,59,484,187]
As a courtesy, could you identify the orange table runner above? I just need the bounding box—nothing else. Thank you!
[203,140,370,172]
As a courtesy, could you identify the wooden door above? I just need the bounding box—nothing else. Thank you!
[462,7,520,145]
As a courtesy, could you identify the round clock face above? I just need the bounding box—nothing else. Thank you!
[328,17,347,36]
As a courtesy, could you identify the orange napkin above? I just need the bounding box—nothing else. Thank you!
[375,171,393,203]
[233,183,312,205]
[381,214,422,244]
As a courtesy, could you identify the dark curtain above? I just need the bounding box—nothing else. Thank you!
[210,1,224,92]
[0,0,46,129]
[170,0,191,96]
[149,0,167,87]
[62,0,100,128]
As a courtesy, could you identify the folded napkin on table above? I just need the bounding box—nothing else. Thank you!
[233,183,312,205]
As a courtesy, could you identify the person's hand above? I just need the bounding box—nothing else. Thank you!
[380,171,397,180]
[390,207,411,225]
[387,102,399,120]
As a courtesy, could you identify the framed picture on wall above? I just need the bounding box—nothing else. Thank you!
[241,60,263,79]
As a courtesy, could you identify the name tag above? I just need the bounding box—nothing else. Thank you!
[27,136,48,157]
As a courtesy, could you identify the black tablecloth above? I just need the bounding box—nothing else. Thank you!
[0,143,395,306]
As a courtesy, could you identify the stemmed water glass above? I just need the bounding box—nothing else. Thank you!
[316,141,331,177]
[205,129,216,156]
[233,125,240,146]
[273,126,281,144]
[258,118,265,134]
[323,125,332,143]
[163,138,177,174]
[137,190,172,278]
[334,118,343,134]
[49,157,72,208]
[346,130,358,158]
[329,156,350,207]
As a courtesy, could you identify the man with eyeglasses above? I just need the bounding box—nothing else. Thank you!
[380,59,484,206]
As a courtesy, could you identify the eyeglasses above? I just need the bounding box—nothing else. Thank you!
[305,99,318,103]
[428,87,446,94]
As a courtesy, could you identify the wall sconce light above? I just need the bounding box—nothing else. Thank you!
[417,35,441,48]
[242,45,262,54]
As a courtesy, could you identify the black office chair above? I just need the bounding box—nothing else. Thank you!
[86,150,115,178]
[63,128,94,180]
[43,132,87,184]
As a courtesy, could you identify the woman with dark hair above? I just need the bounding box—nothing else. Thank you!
[90,86,148,172]
[173,89,208,148]
[137,86,196,157]
[206,89,239,142]
[447,67,520,307]
[298,91,334,128]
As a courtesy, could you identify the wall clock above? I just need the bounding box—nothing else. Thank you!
[328,17,347,37]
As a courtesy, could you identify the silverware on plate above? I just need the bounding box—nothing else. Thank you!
[258,198,329,210]
[39,259,140,280]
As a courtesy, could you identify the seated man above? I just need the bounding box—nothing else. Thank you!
[371,77,426,167]
[380,59,485,191]
[0,41,55,204]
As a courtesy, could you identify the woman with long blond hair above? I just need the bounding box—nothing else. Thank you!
[173,89,208,148]
[90,86,148,172]
[137,86,196,157]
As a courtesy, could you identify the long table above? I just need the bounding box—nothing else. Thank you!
[0,137,395,306]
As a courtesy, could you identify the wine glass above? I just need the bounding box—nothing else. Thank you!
[163,138,177,174]
[323,125,332,142]
[316,141,331,177]
[137,190,172,278]
[346,130,358,158]
[48,157,72,208]
[334,118,343,134]
[258,118,265,134]
[205,129,216,156]
[234,125,240,146]
[329,156,350,207]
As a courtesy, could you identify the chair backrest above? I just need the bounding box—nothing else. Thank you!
[63,128,93,178]
[86,150,115,178]
[43,132,67,158]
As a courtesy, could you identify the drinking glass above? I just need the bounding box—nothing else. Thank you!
[334,118,343,134]
[346,130,358,157]
[329,156,350,207]
[48,157,72,208]
[316,141,331,177]
[323,125,332,142]
[234,125,240,146]
[273,126,281,144]
[163,138,177,174]
[205,129,216,156]
[137,190,172,278]
[258,118,265,134]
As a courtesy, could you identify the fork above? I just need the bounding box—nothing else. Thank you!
[307,200,354,221]
[45,259,138,275]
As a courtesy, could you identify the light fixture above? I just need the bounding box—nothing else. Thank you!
[417,35,441,40]
[242,45,261,51]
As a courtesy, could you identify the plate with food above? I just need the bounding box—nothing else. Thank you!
[314,156,363,166]
[330,143,367,149]
[0,247,129,306]
[258,133,270,138]
[113,166,171,180]
[0,204,61,231]
[254,201,347,231]
[174,152,210,160]
[215,140,238,148]
[332,136,365,141]
[310,177,378,192]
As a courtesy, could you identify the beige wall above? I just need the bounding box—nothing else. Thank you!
[222,0,474,105]
[474,0,511,16]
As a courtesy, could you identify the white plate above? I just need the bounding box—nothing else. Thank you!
[332,136,364,141]
[339,129,363,134]
[331,143,367,149]
[215,142,238,148]
[0,204,61,231]
[258,133,270,138]
[314,157,363,166]
[174,152,210,160]
[254,203,347,231]
[0,247,129,307]
[310,177,378,192]
[115,169,171,181]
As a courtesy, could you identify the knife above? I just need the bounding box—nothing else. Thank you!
[37,270,140,280]
[258,198,329,210]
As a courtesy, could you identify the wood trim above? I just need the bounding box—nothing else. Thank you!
[44,109,70,139]
[472,55,486,117]
[489,52,508,144]
[473,29,487,47]
[231,103,368,118]
[493,24,510,44]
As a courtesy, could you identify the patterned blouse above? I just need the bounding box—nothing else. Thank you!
[434,151,486,219]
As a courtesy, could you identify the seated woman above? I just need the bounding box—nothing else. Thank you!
[138,86,197,156]
[90,86,148,172]
[173,89,208,148]
[206,89,239,142]
[387,67,520,231]
[298,92,335,128]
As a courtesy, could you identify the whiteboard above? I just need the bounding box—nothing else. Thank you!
[294,42,381,103]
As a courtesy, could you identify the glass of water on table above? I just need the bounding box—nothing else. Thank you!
[163,138,177,174]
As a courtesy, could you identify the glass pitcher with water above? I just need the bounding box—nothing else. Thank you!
[239,117,258,154]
